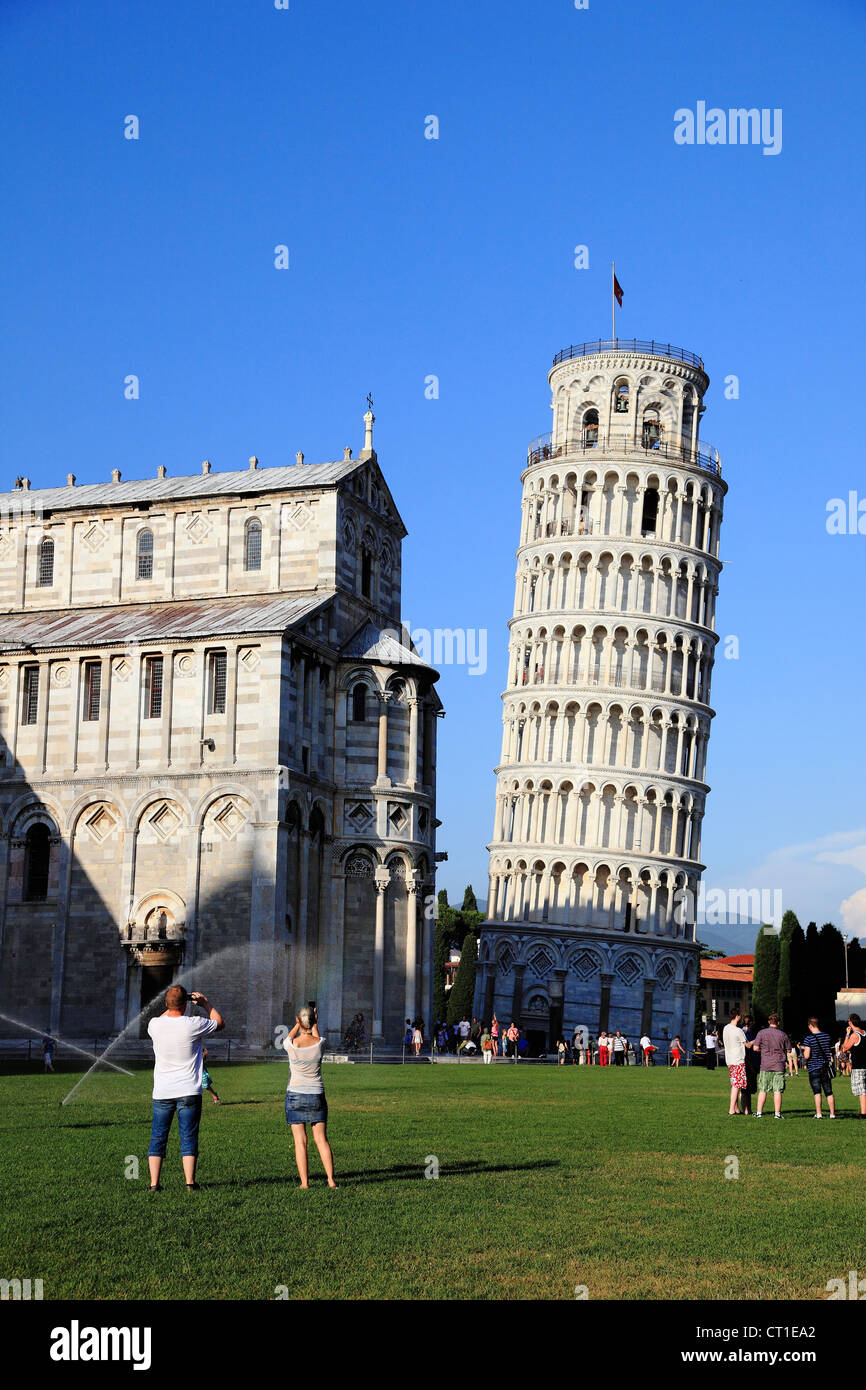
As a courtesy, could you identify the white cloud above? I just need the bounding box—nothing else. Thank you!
[709,828,866,941]
[840,888,866,937]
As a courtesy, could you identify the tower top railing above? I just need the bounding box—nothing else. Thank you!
[526,432,722,478]
[552,339,705,371]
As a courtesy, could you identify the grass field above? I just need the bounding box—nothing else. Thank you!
[1,1059,863,1301]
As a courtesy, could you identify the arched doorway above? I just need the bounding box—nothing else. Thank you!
[522,993,551,1056]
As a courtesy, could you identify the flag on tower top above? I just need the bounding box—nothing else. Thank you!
[613,272,624,307]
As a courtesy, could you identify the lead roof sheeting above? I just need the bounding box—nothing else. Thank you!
[0,591,335,651]
[341,620,437,672]
[0,461,358,513]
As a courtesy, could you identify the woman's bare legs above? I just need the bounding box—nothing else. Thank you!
[291,1123,309,1187]
[311,1122,337,1187]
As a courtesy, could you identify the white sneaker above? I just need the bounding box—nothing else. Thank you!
[813,1113,823,1119]
[774,1113,784,1119]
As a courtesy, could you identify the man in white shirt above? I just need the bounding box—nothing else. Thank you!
[722,1009,748,1115]
[147,985,224,1191]
[639,1034,653,1066]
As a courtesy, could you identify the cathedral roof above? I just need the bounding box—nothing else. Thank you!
[0,459,363,513]
[341,621,439,677]
[0,590,335,652]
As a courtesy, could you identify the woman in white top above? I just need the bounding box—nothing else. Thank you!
[283,1006,337,1189]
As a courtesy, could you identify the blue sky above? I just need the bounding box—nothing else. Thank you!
[3,0,865,946]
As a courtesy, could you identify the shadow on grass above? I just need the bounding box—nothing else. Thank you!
[59,1119,136,1130]
[213,1159,561,1188]
[774,1108,864,1120]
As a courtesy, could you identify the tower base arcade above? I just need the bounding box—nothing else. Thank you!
[473,922,699,1056]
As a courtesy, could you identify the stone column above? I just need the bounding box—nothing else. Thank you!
[373,873,388,1037]
[407,697,419,788]
[670,801,681,859]
[376,693,390,783]
[404,880,420,1023]
[640,714,651,771]
[675,721,686,778]
[693,810,704,861]
[635,796,647,852]
[648,878,660,934]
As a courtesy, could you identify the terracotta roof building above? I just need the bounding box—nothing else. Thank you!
[697,954,754,1023]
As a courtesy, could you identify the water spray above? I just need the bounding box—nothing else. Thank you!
[0,1012,134,1077]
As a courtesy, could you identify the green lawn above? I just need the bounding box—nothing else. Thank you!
[1,1060,863,1300]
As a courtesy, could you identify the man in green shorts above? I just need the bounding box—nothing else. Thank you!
[750,1013,792,1118]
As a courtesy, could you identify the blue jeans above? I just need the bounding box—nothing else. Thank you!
[148,1095,203,1157]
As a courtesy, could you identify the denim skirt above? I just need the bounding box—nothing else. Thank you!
[285,1090,328,1126]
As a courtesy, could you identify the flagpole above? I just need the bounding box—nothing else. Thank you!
[612,260,615,343]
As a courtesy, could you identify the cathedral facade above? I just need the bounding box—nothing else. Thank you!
[474,340,726,1051]
[0,412,441,1046]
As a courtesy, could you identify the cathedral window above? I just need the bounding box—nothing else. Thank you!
[582,410,599,446]
[208,650,227,714]
[23,823,51,901]
[38,538,54,587]
[614,381,629,413]
[83,661,102,721]
[350,683,367,721]
[145,656,164,718]
[21,665,39,725]
[361,547,373,599]
[136,528,154,580]
[244,518,262,572]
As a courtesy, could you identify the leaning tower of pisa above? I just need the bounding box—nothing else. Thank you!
[474,338,726,1053]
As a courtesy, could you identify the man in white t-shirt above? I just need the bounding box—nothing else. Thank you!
[639,1034,654,1066]
[147,985,224,1191]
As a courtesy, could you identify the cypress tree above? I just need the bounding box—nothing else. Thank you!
[787,923,807,1040]
[446,928,479,1027]
[818,922,845,1030]
[776,910,800,1033]
[751,924,780,1026]
[461,884,479,914]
